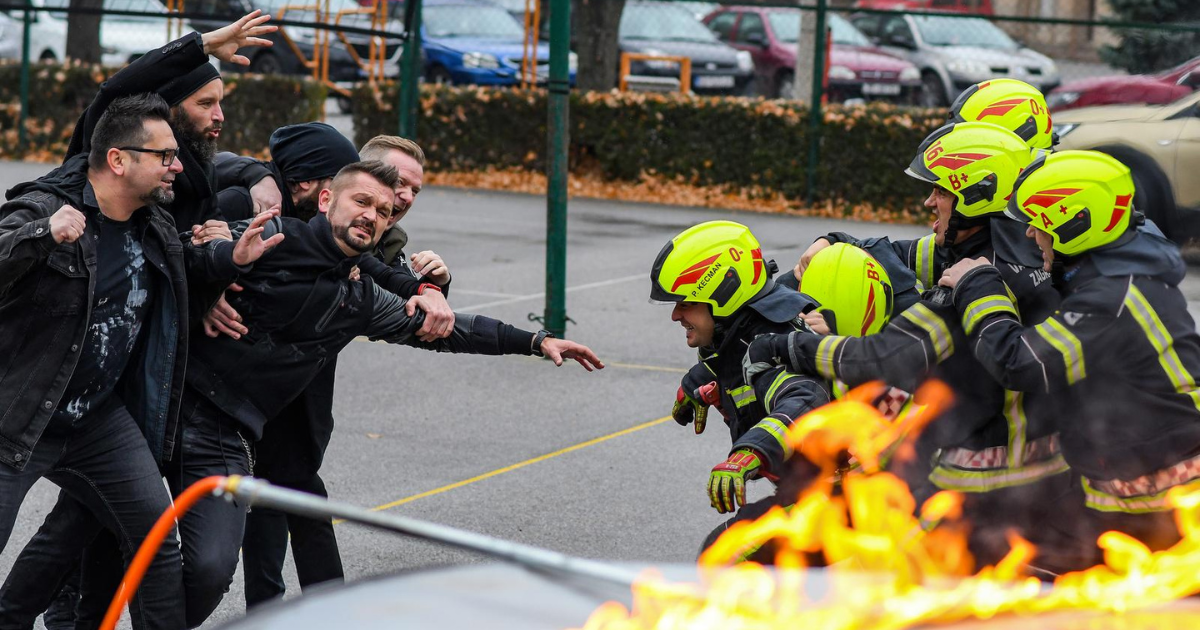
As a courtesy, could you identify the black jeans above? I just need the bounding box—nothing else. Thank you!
[0,401,184,630]
[242,473,344,608]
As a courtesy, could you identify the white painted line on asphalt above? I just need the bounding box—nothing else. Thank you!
[450,288,526,298]
[458,273,646,311]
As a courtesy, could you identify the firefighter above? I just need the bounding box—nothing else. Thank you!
[745,122,1085,572]
[940,150,1200,553]
[652,221,832,553]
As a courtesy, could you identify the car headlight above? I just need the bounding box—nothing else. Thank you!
[828,65,855,81]
[1055,122,1079,139]
[736,50,753,72]
[946,59,989,79]
[899,66,920,82]
[568,51,578,72]
[462,52,500,69]
[1047,91,1080,109]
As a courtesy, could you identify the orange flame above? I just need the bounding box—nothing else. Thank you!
[576,381,1200,630]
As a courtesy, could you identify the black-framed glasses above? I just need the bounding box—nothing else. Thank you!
[118,146,178,167]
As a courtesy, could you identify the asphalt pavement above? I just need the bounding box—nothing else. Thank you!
[0,160,1197,628]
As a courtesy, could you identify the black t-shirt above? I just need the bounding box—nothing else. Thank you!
[54,207,154,424]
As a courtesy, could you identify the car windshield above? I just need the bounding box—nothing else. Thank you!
[424,5,525,38]
[43,0,169,19]
[767,11,871,47]
[620,3,718,43]
[913,15,1018,49]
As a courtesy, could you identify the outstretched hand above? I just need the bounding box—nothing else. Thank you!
[540,338,604,372]
[405,290,454,341]
[231,209,284,266]
[201,10,277,66]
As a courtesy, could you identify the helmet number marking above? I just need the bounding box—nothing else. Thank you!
[729,247,742,262]
[948,173,963,191]
[924,141,944,163]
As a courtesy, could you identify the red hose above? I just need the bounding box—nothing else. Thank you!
[100,475,235,630]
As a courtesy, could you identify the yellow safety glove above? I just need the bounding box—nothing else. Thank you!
[708,449,763,514]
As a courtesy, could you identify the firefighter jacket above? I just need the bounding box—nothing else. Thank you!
[791,219,1066,494]
[952,229,1200,513]
[690,282,833,481]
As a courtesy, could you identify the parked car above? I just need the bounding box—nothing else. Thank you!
[850,12,1058,107]
[619,1,753,95]
[1054,91,1200,242]
[4,0,173,66]
[419,0,575,87]
[191,0,369,83]
[855,0,994,15]
[1048,56,1200,112]
[704,6,921,102]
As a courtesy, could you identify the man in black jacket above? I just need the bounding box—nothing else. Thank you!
[0,94,279,630]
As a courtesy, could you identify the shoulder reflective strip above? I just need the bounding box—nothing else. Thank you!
[814,336,845,381]
[1003,390,1027,469]
[1033,318,1086,385]
[764,371,793,409]
[962,295,1019,336]
[754,416,793,458]
[1080,476,1200,514]
[729,385,758,409]
[915,234,936,291]
[929,455,1069,492]
[899,304,954,361]
[1125,285,1200,414]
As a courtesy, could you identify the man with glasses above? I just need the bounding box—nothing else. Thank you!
[0,93,280,630]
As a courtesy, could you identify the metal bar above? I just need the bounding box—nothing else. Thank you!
[228,477,639,587]
[17,0,30,153]
[398,0,422,138]
[805,0,826,204]
[543,0,569,338]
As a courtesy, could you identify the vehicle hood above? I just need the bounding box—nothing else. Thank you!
[1054,74,1170,93]
[621,38,740,64]
[831,45,915,72]
[425,36,549,61]
[1054,103,1165,124]
[930,45,1052,67]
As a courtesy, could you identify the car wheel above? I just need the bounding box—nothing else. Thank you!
[919,72,947,107]
[776,72,794,99]
[39,50,57,63]
[428,66,454,86]
[1094,146,1178,240]
[250,52,283,75]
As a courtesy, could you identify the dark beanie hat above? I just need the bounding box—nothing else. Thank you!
[269,122,360,183]
[158,63,221,107]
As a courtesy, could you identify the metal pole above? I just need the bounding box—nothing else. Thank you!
[18,0,32,153]
[228,477,640,588]
[805,0,826,204]
[398,0,422,138]
[543,0,569,337]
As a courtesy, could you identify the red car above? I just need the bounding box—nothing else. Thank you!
[704,6,922,102]
[1047,56,1200,111]
[854,0,994,15]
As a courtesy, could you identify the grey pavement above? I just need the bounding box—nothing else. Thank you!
[0,160,1197,628]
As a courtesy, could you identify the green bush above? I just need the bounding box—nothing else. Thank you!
[0,61,327,161]
[353,83,949,212]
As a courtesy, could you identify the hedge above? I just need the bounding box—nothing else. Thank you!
[0,61,327,161]
[353,83,950,213]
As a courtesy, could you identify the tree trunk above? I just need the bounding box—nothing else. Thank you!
[66,0,103,64]
[571,0,626,93]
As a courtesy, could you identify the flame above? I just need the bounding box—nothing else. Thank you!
[576,381,1200,630]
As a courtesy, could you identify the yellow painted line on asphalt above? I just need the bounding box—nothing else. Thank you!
[604,361,687,374]
[336,415,672,522]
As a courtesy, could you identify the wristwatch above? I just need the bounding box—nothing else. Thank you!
[531,329,555,357]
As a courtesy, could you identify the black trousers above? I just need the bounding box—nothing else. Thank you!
[242,473,344,608]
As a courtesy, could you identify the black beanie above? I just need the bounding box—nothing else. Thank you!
[269,122,360,183]
[158,63,221,107]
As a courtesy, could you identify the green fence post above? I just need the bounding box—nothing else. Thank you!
[398,0,422,139]
[18,0,33,153]
[543,0,570,338]
[805,0,827,204]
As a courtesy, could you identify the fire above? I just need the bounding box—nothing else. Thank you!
[576,381,1200,630]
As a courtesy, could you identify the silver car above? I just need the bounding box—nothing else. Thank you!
[850,12,1059,107]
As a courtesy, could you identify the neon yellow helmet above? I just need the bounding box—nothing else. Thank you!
[800,243,893,337]
[650,221,768,318]
[1006,150,1136,257]
[950,78,1055,150]
[906,121,1036,219]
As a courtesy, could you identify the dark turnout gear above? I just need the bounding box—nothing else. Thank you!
[952,229,1200,514]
